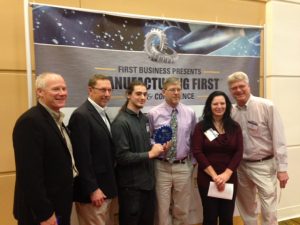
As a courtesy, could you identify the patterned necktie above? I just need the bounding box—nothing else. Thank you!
[167,108,177,162]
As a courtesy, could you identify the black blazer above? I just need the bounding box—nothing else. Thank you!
[68,100,117,202]
[12,103,74,225]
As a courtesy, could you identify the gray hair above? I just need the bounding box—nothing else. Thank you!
[163,77,181,90]
[35,72,62,90]
[227,71,249,85]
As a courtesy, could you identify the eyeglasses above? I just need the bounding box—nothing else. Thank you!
[92,87,112,93]
[230,84,247,92]
[165,88,181,93]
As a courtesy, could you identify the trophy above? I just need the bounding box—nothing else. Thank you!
[154,125,173,144]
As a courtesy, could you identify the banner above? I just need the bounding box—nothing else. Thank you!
[32,4,261,108]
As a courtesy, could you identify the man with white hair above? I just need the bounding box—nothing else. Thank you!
[227,71,289,225]
[13,72,77,225]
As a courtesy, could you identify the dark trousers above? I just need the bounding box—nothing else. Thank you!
[118,188,155,225]
[199,187,236,225]
[16,204,71,225]
[17,214,70,225]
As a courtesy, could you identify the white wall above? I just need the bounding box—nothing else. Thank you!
[266,0,300,220]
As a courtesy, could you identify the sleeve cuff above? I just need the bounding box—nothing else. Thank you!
[277,163,288,172]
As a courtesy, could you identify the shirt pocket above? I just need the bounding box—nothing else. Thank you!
[247,121,261,137]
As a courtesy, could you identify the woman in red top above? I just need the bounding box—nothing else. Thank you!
[191,91,243,225]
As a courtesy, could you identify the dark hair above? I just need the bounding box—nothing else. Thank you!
[202,91,237,133]
[88,74,110,87]
[120,80,147,112]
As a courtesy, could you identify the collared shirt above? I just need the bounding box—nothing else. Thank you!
[88,97,111,132]
[148,101,197,160]
[39,101,79,177]
[231,95,288,171]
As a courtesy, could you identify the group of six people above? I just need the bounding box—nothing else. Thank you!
[13,71,288,225]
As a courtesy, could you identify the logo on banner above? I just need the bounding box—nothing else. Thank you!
[144,29,178,63]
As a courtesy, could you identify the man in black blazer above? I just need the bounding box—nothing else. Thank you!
[68,74,117,225]
[13,72,77,225]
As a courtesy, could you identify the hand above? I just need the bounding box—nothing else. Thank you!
[40,213,57,225]
[162,141,172,151]
[277,171,289,188]
[90,188,107,207]
[213,175,224,187]
[216,183,225,192]
[218,169,232,183]
[213,169,232,186]
[148,144,164,159]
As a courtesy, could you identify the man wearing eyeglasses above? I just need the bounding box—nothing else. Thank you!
[68,74,117,225]
[148,77,197,225]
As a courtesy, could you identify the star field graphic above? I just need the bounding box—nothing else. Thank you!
[33,6,145,51]
[33,5,261,56]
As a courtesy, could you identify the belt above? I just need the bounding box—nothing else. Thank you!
[244,155,274,163]
[156,157,187,164]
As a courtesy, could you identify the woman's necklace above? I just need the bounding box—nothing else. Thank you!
[213,121,225,134]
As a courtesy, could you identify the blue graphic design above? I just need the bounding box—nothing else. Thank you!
[154,125,173,144]
[33,5,260,57]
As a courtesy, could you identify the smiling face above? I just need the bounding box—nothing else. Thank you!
[37,74,67,112]
[229,80,251,106]
[211,95,226,119]
[163,83,181,108]
[89,79,112,108]
[127,85,147,113]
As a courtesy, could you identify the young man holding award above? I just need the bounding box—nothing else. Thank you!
[111,80,167,225]
[148,77,197,225]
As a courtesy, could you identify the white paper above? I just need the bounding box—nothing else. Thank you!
[207,181,234,200]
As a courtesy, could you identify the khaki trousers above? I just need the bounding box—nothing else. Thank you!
[154,159,193,225]
[237,158,278,225]
[76,199,114,225]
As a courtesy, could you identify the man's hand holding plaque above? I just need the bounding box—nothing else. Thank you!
[154,125,173,153]
[154,125,172,144]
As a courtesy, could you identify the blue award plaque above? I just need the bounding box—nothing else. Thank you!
[154,125,173,144]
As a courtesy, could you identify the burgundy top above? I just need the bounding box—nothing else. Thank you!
[191,121,243,189]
